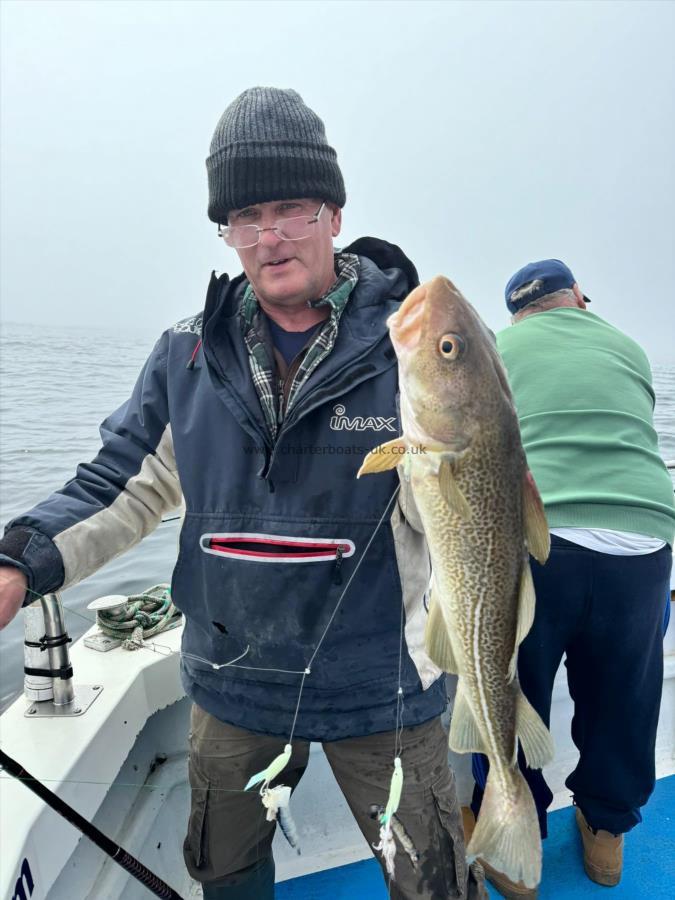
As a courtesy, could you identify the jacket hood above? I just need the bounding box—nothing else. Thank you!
[342,236,419,297]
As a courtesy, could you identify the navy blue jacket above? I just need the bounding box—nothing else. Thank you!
[2,239,445,739]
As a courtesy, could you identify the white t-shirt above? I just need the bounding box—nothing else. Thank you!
[551,527,665,555]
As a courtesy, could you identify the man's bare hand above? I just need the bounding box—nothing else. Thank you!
[0,566,28,629]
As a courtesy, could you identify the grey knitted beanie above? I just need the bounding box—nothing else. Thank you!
[206,87,346,223]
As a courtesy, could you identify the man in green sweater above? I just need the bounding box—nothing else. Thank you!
[466,259,674,897]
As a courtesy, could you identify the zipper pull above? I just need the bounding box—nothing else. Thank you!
[277,379,285,426]
[261,447,276,492]
[332,545,344,585]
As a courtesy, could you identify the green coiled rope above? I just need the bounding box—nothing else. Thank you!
[95,584,182,650]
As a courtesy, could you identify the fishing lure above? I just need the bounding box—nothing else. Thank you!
[369,804,419,871]
[244,744,300,850]
[261,784,301,854]
[244,744,292,792]
[373,757,404,878]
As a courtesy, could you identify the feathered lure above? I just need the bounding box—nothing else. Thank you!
[245,745,300,853]
[372,757,404,878]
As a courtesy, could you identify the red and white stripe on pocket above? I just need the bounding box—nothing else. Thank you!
[200,533,356,563]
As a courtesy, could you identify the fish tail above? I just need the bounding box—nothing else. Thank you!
[466,768,542,890]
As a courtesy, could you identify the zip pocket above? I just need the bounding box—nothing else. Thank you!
[200,532,355,563]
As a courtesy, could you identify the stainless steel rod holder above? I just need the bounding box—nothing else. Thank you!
[24,593,102,718]
[39,592,75,706]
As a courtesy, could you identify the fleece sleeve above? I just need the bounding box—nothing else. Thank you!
[0,332,183,599]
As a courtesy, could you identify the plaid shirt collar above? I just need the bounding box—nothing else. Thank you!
[240,252,359,326]
[240,252,360,439]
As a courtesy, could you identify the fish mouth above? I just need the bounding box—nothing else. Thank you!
[388,284,427,351]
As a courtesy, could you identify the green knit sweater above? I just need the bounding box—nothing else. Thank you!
[496,308,675,545]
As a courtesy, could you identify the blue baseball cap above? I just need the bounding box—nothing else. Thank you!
[505,259,591,313]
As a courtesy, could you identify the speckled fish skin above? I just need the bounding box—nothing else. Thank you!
[358,276,553,889]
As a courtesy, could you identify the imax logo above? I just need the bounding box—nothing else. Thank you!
[329,405,397,433]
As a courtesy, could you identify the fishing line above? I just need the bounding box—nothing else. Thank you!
[243,483,403,879]
[62,602,312,675]
[6,582,300,674]
[179,651,310,676]
[289,483,401,742]
[395,466,412,761]
[2,479,399,703]
[0,774,254,796]
[305,487,401,670]
[2,482,400,726]
[0,483,405,880]
[2,484,400,732]
[379,460,412,896]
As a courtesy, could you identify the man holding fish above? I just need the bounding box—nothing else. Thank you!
[0,88,490,899]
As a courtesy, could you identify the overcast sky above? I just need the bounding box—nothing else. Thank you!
[1,0,674,363]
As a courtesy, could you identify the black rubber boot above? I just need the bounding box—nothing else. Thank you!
[201,858,275,899]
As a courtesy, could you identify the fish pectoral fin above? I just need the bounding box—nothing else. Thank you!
[448,681,487,754]
[356,438,407,477]
[439,460,472,521]
[516,685,554,769]
[507,563,536,682]
[522,470,550,564]
[424,598,459,673]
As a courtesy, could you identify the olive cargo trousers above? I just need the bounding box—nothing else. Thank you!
[184,704,487,899]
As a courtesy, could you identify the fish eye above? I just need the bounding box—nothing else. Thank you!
[438,333,464,360]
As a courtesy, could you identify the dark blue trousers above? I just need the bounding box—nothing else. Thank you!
[471,536,672,837]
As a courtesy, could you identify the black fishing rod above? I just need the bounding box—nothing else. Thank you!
[0,749,184,900]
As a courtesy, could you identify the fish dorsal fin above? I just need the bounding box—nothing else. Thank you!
[507,562,536,682]
[523,470,549,564]
[439,459,472,521]
[515,684,554,769]
[448,680,487,754]
[424,593,460,674]
[357,438,407,477]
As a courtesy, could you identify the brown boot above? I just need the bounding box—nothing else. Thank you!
[461,806,538,899]
[575,807,623,886]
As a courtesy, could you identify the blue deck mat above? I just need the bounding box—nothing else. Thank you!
[277,774,674,898]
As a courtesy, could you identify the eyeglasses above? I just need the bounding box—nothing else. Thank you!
[218,202,326,249]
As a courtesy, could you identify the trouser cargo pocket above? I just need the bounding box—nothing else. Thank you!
[182,704,310,885]
[429,773,488,900]
[429,773,468,897]
[184,762,209,872]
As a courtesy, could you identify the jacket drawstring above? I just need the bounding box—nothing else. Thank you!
[186,338,202,370]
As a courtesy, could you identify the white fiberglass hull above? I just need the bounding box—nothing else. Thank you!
[2,600,674,900]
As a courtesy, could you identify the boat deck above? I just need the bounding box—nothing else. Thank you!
[2,597,672,900]
[278,774,675,899]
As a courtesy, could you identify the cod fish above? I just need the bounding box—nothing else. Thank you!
[358,276,553,889]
